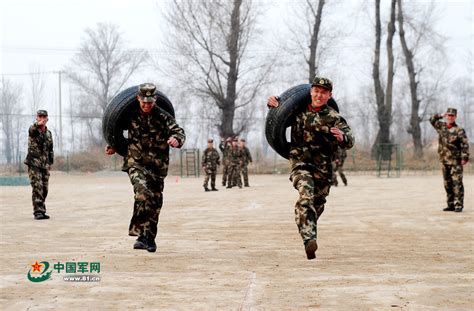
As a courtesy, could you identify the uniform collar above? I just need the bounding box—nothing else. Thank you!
[307,103,327,113]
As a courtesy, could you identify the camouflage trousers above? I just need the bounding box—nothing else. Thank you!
[127,167,164,241]
[290,168,331,244]
[27,166,50,215]
[241,164,250,186]
[332,162,347,186]
[203,166,217,188]
[442,164,464,209]
[222,163,229,186]
[228,164,242,187]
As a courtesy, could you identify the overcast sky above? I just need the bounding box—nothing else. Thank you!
[1,0,472,113]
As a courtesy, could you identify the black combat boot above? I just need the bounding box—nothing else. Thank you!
[204,186,210,192]
[146,239,157,252]
[211,186,218,191]
[443,206,455,212]
[133,236,148,250]
[305,239,318,260]
[34,213,49,220]
[454,207,463,213]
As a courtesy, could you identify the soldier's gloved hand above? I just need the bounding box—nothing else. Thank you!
[167,137,179,148]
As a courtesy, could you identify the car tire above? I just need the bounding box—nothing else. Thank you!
[265,84,339,159]
[102,85,175,157]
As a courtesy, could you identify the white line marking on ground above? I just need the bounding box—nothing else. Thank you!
[239,271,257,310]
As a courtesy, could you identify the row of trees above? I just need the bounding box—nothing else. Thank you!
[1,0,472,165]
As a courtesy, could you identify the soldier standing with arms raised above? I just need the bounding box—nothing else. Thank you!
[430,108,469,212]
[25,110,54,220]
[267,77,354,260]
[105,83,185,252]
[202,138,220,191]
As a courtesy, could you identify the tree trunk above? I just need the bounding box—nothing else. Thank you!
[308,0,325,82]
[372,0,396,156]
[371,0,385,156]
[397,0,423,158]
[220,0,242,138]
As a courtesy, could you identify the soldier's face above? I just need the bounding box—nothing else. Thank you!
[208,142,213,148]
[36,115,48,125]
[446,114,456,125]
[138,97,155,114]
[310,86,332,108]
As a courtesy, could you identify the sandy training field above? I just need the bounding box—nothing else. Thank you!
[0,172,473,310]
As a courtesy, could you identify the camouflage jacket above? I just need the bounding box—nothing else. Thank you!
[202,147,220,170]
[24,122,54,169]
[122,106,186,177]
[229,146,243,166]
[240,146,252,165]
[219,141,232,164]
[289,104,354,179]
[430,114,470,165]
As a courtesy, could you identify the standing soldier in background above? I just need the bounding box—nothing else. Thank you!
[105,83,186,252]
[219,137,232,187]
[239,138,253,187]
[202,138,220,192]
[25,110,54,220]
[227,138,243,188]
[430,108,469,213]
[332,146,348,186]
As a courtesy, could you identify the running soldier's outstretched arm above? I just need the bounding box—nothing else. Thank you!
[335,117,354,150]
[164,114,186,148]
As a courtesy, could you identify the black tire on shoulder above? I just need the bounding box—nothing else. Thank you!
[102,85,175,157]
[264,84,339,159]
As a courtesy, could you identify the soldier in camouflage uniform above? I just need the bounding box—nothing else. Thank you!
[268,77,354,260]
[202,138,220,191]
[24,110,54,220]
[332,146,348,186]
[430,108,469,212]
[239,138,252,187]
[219,137,232,186]
[227,138,243,189]
[105,83,185,252]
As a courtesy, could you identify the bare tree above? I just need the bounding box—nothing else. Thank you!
[28,64,46,116]
[397,0,447,158]
[163,0,273,138]
[65,23,148,146]
[0,78,22,164]
[282,0,341,83]
[372,0,397,152]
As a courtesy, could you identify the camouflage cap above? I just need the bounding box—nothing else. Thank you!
[232,137,238,142]
[240,138,246,142]
[37,109,48,116]
[207,138,214,143]
[446,108,457,116]
[138,83,157,102]
[311,76,333,92]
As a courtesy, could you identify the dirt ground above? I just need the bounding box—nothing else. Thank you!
[0,171,472,310]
